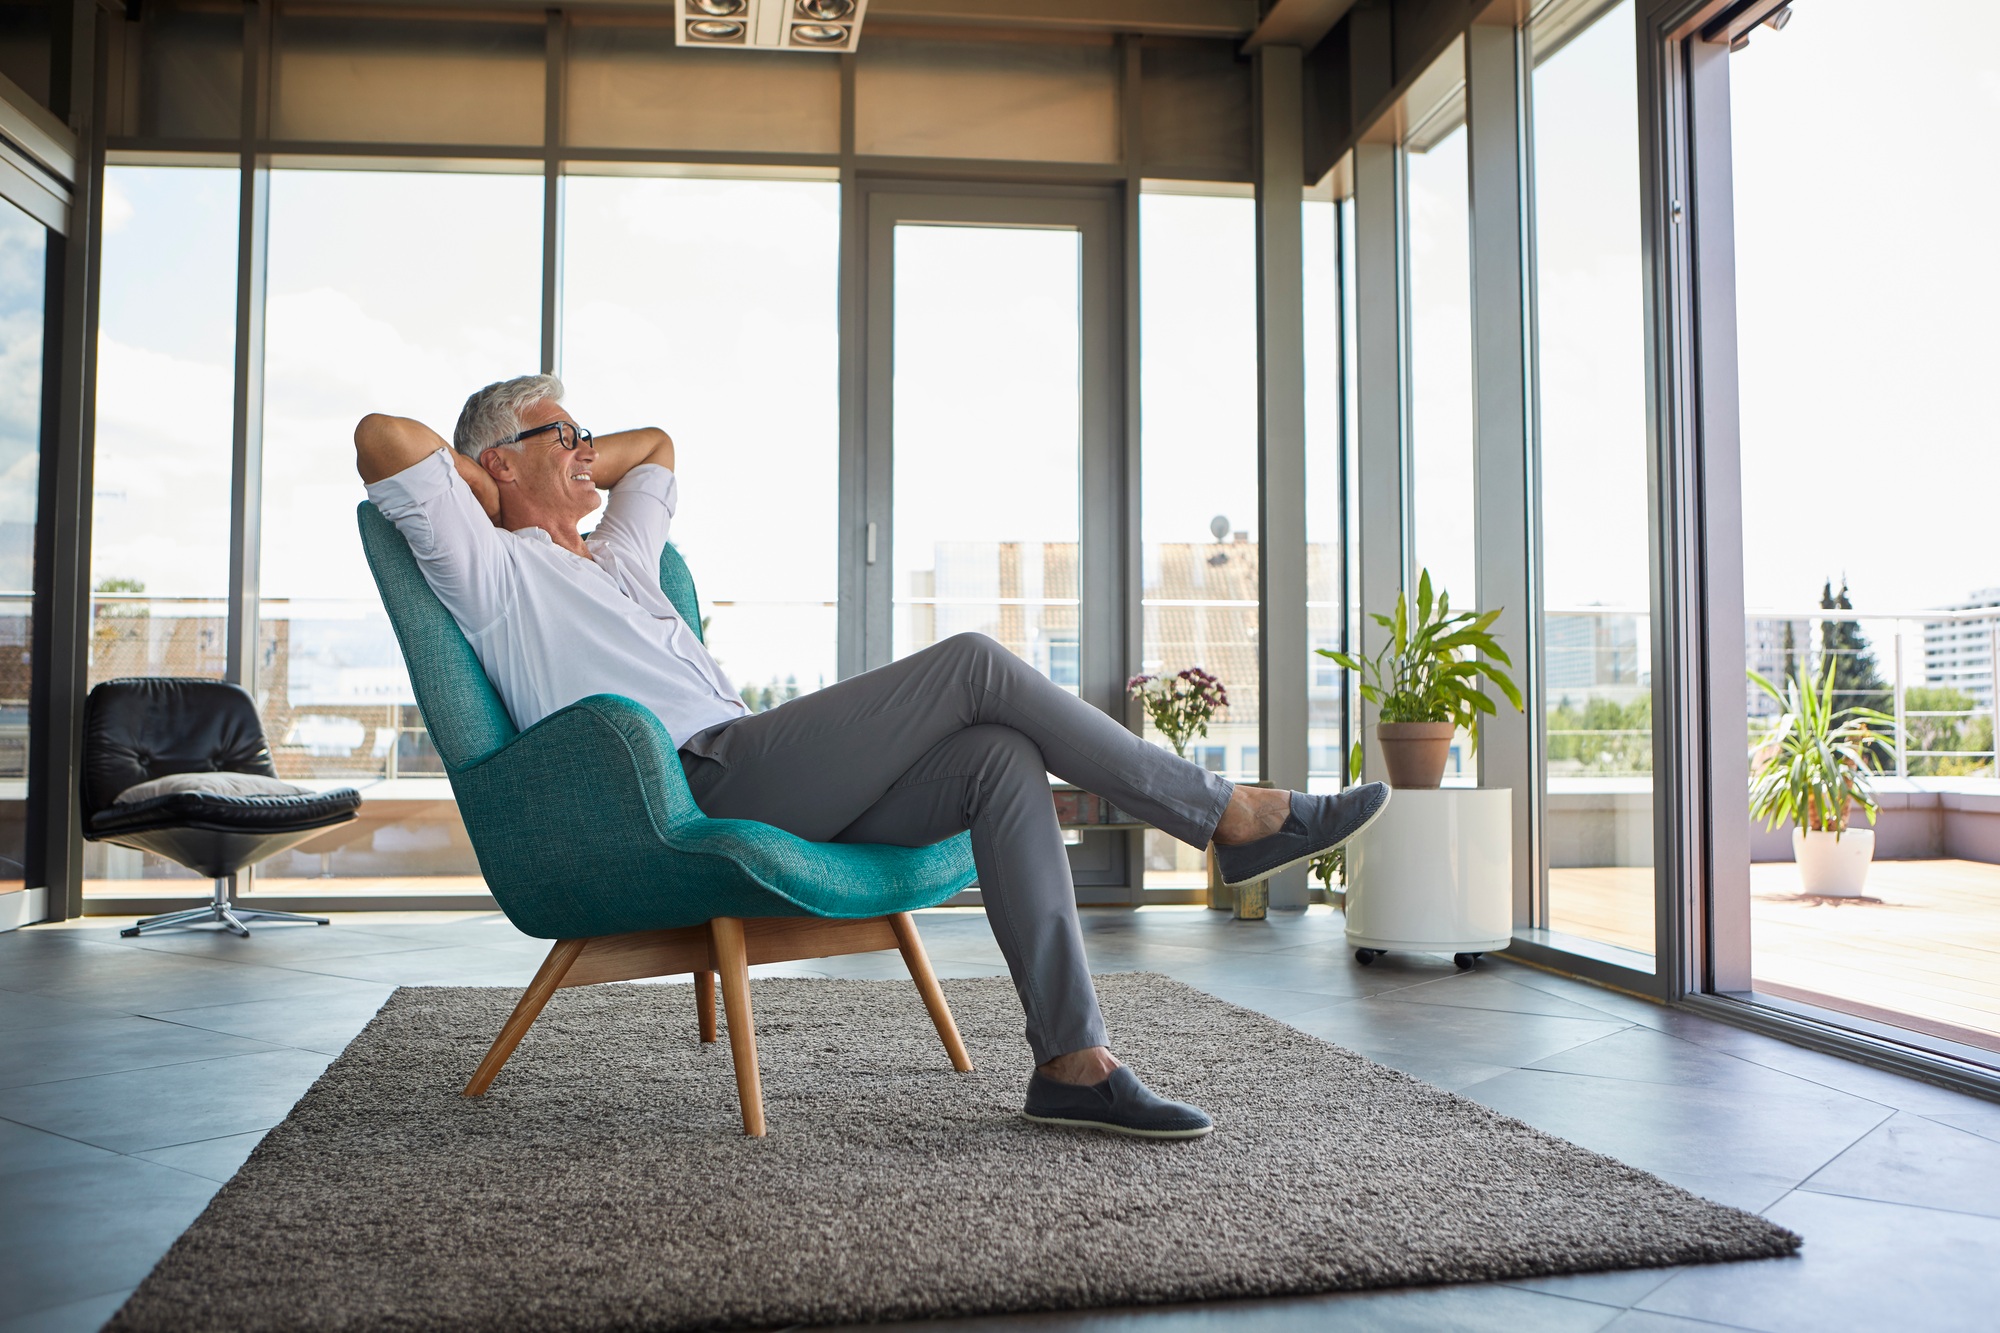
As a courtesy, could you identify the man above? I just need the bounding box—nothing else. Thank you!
[356,374,1389,1140]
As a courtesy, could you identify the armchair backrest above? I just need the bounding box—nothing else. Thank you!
[80,678,279,818]
[355,502,709,771]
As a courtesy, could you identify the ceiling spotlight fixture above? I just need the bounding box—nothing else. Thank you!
[675,0,868,52]
[1764,4,1793,30]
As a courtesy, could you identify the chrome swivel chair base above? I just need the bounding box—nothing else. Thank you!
[121,877,330,938]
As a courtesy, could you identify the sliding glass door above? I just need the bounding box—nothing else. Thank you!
[1720,0,2000,1058]
[861,189,1121,710]
[861,186,1130,898]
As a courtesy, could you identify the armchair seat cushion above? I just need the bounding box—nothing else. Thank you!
[89,788,363,839]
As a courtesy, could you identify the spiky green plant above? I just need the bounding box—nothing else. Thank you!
[1747,661,1894,837]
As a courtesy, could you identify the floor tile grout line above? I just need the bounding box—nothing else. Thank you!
[138,1009,379,1056]
[1375,986,1649,1025]
[0,1045,329,1097]
[1789,1180,2000,1224]
[0,1109,122,1157]
[0,1284,138,1328]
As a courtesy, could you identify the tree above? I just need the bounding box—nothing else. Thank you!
[1904,685,1996,777]
[1817,579,1892,720]
[1545,694,1653,775]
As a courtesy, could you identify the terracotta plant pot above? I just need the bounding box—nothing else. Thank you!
[1375,722,1456,789]
[1792,827,1874,897]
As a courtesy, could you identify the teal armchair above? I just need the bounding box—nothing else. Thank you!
[358,503,977,1135]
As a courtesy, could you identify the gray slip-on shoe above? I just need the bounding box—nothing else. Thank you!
[1214,782,1392,889]
[1022,1066,1214,1139]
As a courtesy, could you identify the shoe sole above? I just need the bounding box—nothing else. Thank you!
[1220,786,1394,890]
[1021,1111,1214,1139]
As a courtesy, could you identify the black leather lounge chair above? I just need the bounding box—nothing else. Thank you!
[82,678,364,938]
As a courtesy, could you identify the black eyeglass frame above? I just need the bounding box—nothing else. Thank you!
[489,420,594,452]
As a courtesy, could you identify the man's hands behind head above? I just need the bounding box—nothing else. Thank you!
[354,413,502,525]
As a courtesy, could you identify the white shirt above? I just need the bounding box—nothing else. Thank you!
[365,448,750,744]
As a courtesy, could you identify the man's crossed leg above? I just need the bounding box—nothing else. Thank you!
[677,631,1386,1137]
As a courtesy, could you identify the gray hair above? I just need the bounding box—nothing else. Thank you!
[452,374,565,459]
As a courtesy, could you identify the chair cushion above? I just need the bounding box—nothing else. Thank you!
[115,772,308,804]
[88,788,363,839]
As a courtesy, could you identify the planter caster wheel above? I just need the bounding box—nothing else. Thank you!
[1454,952,1480,971]
[1355,948,1384,966]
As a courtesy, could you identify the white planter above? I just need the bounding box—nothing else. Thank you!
[1345,788,1512,954]
[1791,827,1875,897]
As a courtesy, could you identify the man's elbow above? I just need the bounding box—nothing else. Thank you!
[642,428,676,471]
[355,414,428,483]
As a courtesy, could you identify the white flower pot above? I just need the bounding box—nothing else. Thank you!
[1791,827,1875,897]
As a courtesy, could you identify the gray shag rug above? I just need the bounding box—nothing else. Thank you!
[106,973,1799,1331]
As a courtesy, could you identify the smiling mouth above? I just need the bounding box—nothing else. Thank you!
[569,471,592,483]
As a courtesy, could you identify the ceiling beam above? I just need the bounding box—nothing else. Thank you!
[867,0,1260,37]
[1241,0,1357,54]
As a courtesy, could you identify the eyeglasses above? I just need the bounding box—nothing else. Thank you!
[491,420,594,452]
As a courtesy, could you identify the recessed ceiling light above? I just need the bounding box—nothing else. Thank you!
[677,0,868,52]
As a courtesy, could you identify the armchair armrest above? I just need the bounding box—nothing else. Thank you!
[449,694,977,940]
[458,693,704,838]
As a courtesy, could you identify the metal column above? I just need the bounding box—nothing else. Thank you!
[1350,139,1407,778]
[539,11,565,377]
[1253,45,1310,907]
[224,2,270,697]
[1465,22,1540,931]
[27,0,99,919]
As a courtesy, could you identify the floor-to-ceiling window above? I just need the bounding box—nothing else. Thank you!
[1727,0,2000,1054]
[560,172,840,714]
[0,198,44,894]
[1403,40,1478,785]
[890,222,1082,683]
[1304,180,1354,796]
[83,164,240,892]
[1138,186,1258,887]
[1528,0,1657,964]
[259,168,541,887]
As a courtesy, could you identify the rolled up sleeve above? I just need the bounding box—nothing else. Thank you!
[364,448,511,634]
[590,464,677,567]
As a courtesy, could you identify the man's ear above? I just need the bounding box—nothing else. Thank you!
[479,447,515,484]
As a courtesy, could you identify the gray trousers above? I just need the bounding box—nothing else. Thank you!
[677,632,1234,1064]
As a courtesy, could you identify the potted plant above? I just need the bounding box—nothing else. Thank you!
[1317,569,1523,789]
[1748,662,1894,897]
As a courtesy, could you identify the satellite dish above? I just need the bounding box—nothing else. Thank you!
[1209,515,1230,541]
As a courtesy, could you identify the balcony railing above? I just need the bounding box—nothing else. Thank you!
[62,595,2000,791]
[1548,604,2000,782]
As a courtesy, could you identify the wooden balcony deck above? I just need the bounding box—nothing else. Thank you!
[1551,859,2000,1053]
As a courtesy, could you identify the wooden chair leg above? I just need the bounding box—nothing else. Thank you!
[889,912,974,1073]
[464,938,586,1096]
[695,969,718,1043]
[708,917,766,1137]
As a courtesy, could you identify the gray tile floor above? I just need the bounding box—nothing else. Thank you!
[2,906,1997,1333]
